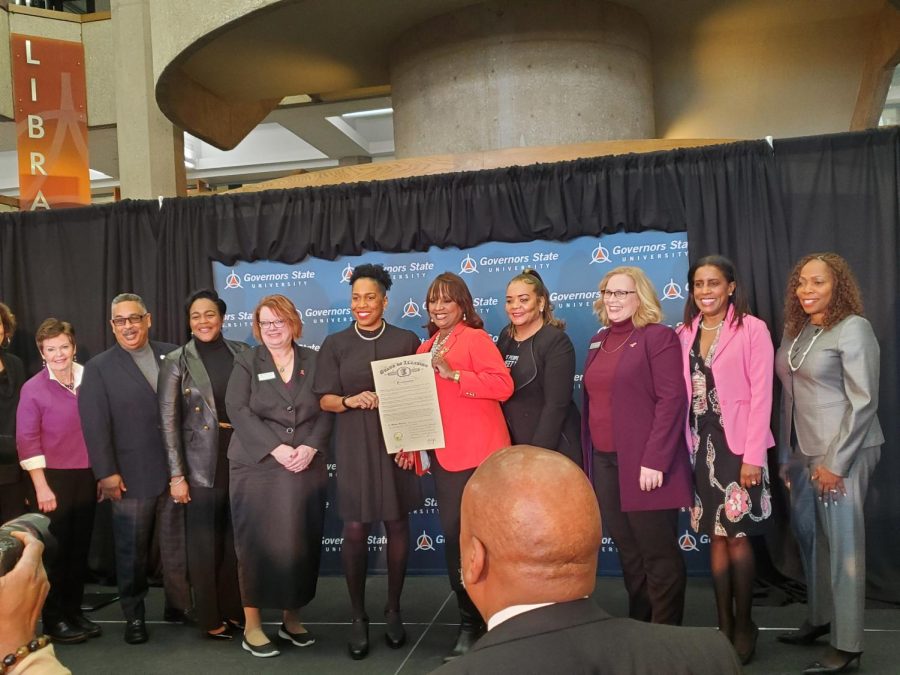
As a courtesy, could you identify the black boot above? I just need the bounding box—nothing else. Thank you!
[443,591,485,662]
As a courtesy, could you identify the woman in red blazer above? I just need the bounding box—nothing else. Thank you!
[677,255,774,665]
[413,272,513,661]
[581,266,691,626]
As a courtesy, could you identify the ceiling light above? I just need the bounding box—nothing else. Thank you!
[341,108,393,119]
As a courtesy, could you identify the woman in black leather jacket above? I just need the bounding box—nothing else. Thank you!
[159,289,249,639]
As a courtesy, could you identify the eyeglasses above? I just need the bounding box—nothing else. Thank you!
[111,313,148,327]
[600,290,637,300]
[258,319,286,329]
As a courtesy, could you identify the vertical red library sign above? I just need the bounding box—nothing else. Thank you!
[10,34,91,210]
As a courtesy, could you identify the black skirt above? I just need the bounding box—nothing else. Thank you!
[229,455,327,609]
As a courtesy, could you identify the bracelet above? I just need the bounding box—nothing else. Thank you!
[1,635,50,674]
[341,395,353,409]
[169,476,185,487]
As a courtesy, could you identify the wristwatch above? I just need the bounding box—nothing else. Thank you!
[452,371,461,383]
[341,395,353,409]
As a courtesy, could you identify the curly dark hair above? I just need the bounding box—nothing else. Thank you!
[783,252,864,338]
[0,302,16,347]
[350,264,393,294]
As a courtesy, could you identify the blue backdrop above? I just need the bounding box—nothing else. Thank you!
[214,231,711,576]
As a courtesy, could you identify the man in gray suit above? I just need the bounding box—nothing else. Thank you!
[433,445,741,675]
[79,293,191,644]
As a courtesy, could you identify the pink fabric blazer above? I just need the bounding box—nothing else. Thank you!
[678,307,775,467]
[417,324,513,471]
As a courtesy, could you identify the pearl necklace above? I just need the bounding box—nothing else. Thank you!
[700,318,724,331]
[354,320,386,341]
[788,322,824,372]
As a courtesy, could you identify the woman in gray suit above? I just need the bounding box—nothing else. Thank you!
[775,253,883,675]
[159,289,248,640]
[225,294,333,658]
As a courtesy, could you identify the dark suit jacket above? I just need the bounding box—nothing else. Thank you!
[159,338,250,487]
[433,598,742,675]
[0,350,26,484]
[225,344,333,470]
[581,323,691,512]
[79,341,177,500]
[496,324,581,464]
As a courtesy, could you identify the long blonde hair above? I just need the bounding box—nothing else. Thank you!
[593,266,663,328]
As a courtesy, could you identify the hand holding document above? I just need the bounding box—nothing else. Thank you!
[371,353,445,454]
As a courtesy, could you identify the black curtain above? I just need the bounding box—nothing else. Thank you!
[0,200,159,373]
[773,127,900,602]
[155,140,776,339]
[0,131,896,601]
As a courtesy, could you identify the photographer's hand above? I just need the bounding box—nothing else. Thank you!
[0,531,48,658]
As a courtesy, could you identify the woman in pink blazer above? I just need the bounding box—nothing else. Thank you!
[677,255,774,665]
[414,272,513,661]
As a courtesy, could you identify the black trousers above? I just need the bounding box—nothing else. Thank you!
[592,452,685,625]
[110,493,191,621]
[186,482,241,631]
[0,476,28,523]
[431,458,483,623]
[34,469,96,623]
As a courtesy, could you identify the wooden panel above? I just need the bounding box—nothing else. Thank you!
[226,138,736,193]
[850,3,900,130]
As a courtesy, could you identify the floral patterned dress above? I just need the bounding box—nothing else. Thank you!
[689,329,771,537]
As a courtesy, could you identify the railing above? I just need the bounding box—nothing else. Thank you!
[11,1,101,14]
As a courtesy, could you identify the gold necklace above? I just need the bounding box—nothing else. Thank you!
[600,328,635,353]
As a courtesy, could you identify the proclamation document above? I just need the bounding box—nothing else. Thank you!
[371,354,445,454]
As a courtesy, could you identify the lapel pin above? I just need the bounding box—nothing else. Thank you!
[629,342,637,347]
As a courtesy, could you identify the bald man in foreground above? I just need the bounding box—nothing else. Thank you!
[432,445,742,675]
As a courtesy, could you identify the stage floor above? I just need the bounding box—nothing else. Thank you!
[52,576,900,674]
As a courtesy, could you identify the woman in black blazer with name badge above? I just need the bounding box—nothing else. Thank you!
[226,294,333,658]
[159,289,249,640]
[496,270,580,463]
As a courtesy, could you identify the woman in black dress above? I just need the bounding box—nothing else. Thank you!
[0,302,27,522]
[677,257,774,664]
[226,294,333,658]
[159,289,248,640]
[496,269,580,463]
[314,264,422,660]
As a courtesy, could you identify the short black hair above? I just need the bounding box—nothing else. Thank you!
[185,288,227,320]
[349,264,393,293]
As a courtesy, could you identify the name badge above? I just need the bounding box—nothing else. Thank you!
[589,342,601,350]
[258,372,276,381]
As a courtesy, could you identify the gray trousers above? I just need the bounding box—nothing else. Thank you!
[787,445,880,653]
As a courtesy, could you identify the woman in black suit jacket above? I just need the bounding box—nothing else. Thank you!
[225,294,333,659]
[159,289,249,639]
[0,302,27,522]
[496,270,581,463]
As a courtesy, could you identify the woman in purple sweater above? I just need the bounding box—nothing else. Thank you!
[581,266,691,625]
[16,318,98,644]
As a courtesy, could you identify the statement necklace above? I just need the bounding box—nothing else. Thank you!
[788,322,824,372]
[600,328,635,354]
[432,328,453,356]
[354,320,386,341]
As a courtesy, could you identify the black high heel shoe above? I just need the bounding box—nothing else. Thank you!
[778,621,831,645]
[348,617,369,660]
[384,610,406,649]
[735,623,759,665]
[802,648,862,674]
